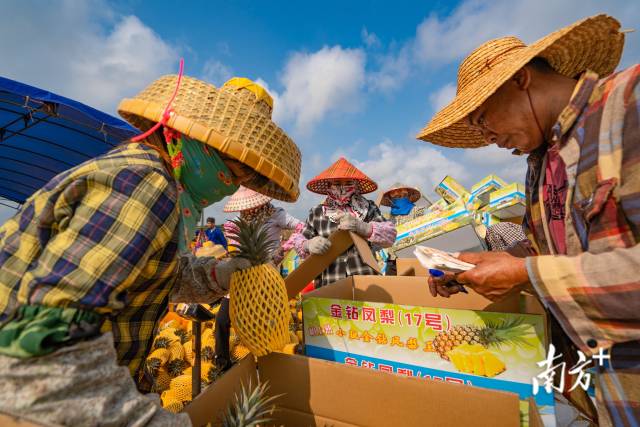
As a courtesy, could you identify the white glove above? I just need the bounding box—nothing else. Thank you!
[337,214,372,237]
[215,257,252,291]
[305,236,332,255]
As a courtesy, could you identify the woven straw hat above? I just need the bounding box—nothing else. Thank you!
[224,186,272,212]
[418,14,624,148]
[118,76,301,201]
[307,157,377,195]
[380,182,422,207]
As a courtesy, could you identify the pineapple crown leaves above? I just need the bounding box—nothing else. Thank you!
[153,336,173,349]
[228,218,278,267]
[222,380,283,427]
[480,316,533,349]
[174,328,191,344]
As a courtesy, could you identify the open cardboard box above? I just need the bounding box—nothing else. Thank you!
[282,230,552,426]
[184,352,522,427]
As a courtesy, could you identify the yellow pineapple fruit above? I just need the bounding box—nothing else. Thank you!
[161,389,185,413]
[169,374,193,402]
[231,344,251,361]
[482,351,506,377]
[296,330,303,343]
[153,367,172,392]
[201,361,214,383]
[146,348,170,372]
[228,218,290,356]
[183,340,194,365]
[168,341,185,361]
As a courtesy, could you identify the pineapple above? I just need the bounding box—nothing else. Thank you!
[153,367,172,392]
[146,347,170,372]
[174,328,191,344]
[446,343,506,377]
[231,344,251,362]
[222,381,279,427]
[167,358,189,377]
[161,389,185,413]
[228,218,290,356]
[432,317,530,361]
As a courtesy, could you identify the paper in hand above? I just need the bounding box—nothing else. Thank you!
[414,246,475,274]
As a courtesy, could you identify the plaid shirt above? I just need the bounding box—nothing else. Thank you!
[300,200,394,287]
[0,143,180,380]
[524,66,640,425]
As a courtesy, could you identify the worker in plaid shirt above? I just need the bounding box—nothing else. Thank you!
[0,76,300,425]
[292,157,396,288]
[420,15,638,426]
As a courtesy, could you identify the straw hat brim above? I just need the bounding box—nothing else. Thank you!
[223,190,272,212]
[307,178,378,195]
[380,185,421,207]
[417,15,624,148]
[118,76,301,201]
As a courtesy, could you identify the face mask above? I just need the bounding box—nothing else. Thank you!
[390,197,415,215]
[327,182,357,205]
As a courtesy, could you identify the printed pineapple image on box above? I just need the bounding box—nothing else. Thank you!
[303,297,555,427]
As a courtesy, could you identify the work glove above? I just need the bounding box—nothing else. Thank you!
[305,236,332,255]
[215,257,252,291]
[337,213,372,237]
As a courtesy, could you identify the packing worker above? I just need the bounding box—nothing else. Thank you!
[214,186,303,371]
[379,182,423,274]
[291,157,396,288]
[0,74,301,425]
[418,15,639,425]
[204,217,228,249]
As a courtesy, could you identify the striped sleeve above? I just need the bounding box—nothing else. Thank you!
[26,165,178,313]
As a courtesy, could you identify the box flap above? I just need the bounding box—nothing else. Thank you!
[284,231,380,299]
[184,356,258,427]
[258,353,520,427]
[302,277,354,300]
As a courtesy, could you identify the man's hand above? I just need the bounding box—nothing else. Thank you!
[428,252,531,301]
[456,252,530,301]
[337,213,372,237]
[215,257,251,291]
[305,236,332,255]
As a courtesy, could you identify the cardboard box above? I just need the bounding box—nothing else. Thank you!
[435,176,470,204]
[471,174,508,206]
[184,352,521,427]
[284,230,380,298]
[488,183,526,219]
[301,276,555,426]
[393,199,474,252]
[394,223,487,257]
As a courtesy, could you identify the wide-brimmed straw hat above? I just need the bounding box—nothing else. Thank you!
[118,76,301,201]
[307,157,377,195]
[380,182,422,207]
[417,14,624,148]
[224,186,272,212]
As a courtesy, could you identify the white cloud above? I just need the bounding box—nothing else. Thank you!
[351,140,471,202]
[361,28,381,48]
[413,0,639,67]
[429,83,456,111]
[0,0,177,113]
[274,46,366,134]
[201,59,234,86]
[367,46,412,92]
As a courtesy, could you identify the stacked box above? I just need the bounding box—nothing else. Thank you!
[435,176,470,204]
[470,174,507,206]
[393,198,474,252]
[488,183,526,219]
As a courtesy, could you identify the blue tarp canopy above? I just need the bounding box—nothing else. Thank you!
[0,76,137,204]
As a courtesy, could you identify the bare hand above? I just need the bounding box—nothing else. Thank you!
[456,252,530,301]
[428,271,466,298]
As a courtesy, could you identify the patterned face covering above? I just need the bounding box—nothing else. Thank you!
[326,181,357,206]
[164,129,238,253]
[323,180,369,222]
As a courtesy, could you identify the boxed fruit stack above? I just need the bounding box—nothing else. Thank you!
[391,174,525,255]
[487,183,526,219]
[290,232,554,426]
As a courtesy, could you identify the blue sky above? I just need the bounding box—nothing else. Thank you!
[0,0,638,223]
